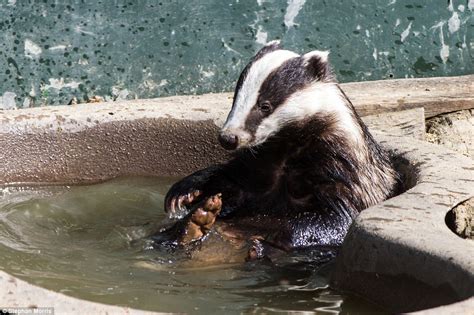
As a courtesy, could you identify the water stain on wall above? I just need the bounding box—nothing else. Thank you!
[0,0,472,108]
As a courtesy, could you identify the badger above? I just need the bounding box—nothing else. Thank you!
[157,41,401,252]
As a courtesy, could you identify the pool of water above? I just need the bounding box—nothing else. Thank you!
[0,177,384,314]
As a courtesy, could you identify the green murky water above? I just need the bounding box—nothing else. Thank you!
[0,177,383,314]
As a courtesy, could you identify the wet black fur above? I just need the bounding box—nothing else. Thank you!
[163,112,401,249]
[160,45,401,250]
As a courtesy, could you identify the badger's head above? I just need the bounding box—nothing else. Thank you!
[219,40,339,151]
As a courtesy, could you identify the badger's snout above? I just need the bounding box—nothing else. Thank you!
[218,132,239,150]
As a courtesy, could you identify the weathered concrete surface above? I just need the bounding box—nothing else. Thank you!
[331,133,474,313]
[0,98,426,185]
[344,75,474,118]
[426,109,474,158]
[0,78,473,313]
[1,74,471,184]
[0,270,158,315]
[362,107,425,140]
[0,95,231,184]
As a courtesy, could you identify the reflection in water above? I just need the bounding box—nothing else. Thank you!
[0,177,384,314]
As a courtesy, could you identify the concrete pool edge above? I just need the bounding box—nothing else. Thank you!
[0,270,159,315]
[0,82,472,313]
[330,133,474,313]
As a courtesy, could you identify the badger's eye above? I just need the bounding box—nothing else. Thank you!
[258,101,272,113]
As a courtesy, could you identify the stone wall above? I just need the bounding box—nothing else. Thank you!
[1,0,473,108]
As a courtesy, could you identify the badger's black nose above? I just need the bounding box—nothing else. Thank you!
[218,132,239,150]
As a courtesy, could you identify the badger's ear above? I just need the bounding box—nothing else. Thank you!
[303,50,332,81]
[253,40,282,60]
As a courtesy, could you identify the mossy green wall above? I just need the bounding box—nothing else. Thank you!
[0,0,473,108]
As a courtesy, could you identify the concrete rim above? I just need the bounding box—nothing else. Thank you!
[331,132,474,313]
[0,90,472,313]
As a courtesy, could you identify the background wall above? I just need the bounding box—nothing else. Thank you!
[0,0,473,108]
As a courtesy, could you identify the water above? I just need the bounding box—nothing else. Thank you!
[0,177,384,314]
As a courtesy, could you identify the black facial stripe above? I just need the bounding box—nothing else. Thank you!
[240,50,332,138]
[244,108,266,139]
[242,56,312,135]
[258,57,312,111]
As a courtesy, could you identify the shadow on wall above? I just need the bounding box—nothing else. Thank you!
[446,198,474,239]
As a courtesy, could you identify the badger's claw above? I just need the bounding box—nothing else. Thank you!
[166,189,202,216]
[153,193,222,248]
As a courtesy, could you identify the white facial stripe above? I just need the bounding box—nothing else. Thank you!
[223,49,299,131]
[254,83,362,146]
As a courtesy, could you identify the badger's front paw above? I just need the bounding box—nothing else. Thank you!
[165,188,202,218]
[178,193,222,245]
[164,166,222,217]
